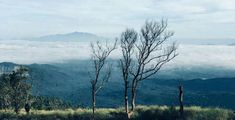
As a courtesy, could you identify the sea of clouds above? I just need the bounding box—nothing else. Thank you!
[0,40,235,70]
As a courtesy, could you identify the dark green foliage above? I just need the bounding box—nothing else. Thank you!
[10,66,31,113]
[0,66,31,113]
[0,74,12,110]
[0,65,75,112]
[30,96,73,110]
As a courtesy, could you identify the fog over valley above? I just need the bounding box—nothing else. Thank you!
[0,38,235,70]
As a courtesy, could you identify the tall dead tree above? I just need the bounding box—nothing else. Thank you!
[119,20,178,112]
[130,20,178,111]
[89,40,116,120]
[120,29,138,116]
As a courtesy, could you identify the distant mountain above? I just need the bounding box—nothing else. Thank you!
[228,43,235,46]
[30,32,107,42]
[1,61,235,109]
[178,38,235,45]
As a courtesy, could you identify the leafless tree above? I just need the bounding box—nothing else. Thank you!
[119,20,178,114]
[89,40,116,120]
[119,29,138,116]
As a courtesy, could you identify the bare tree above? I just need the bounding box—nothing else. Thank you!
[119,20,178,113]
[119,29,138,116]
[89,40,116,120]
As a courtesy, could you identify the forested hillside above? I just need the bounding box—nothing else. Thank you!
[1,62,235,110]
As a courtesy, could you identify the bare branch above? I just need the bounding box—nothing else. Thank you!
[119,19,178,111]
[89,39,117,94]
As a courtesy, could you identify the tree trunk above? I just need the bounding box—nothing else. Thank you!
[131,86,136,111]
[14,103,20,114]
[92,86,96,120]
[124,81,129,114]
[25,103,30,114]
[179,85,184,117]
[3,101,7,112]
[4,105,7,112]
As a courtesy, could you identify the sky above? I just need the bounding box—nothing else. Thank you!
[0,0,235,39]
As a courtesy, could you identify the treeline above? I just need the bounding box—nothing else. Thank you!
[29,96,73,110]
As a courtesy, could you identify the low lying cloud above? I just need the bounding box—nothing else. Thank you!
[0,40,235,70]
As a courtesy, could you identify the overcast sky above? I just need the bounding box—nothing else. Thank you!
[0,0,235,39]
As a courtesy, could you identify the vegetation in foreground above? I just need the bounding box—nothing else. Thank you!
[0,106,234,120]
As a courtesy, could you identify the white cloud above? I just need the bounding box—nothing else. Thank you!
[1,40,235,71]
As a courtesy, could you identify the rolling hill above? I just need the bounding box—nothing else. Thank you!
[1,61,235,110]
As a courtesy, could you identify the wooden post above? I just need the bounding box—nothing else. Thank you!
[179,85,184,117]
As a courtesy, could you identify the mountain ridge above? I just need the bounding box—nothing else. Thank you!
[29,31,107,42]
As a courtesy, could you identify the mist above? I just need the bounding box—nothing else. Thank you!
[1,40,235,70]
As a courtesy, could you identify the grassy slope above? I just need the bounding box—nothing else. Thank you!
[0,106,234,120]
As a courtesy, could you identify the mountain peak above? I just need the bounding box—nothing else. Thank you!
[32,32,106,42]
[69,31,91,34]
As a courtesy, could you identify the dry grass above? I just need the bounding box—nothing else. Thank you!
[0,106,234,120]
